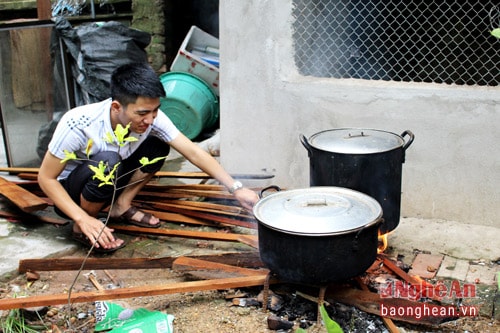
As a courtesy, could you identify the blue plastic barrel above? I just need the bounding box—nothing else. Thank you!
[159,72,219,139]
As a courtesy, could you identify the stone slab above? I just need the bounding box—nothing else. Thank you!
[436,256,470,281]
[465,264,498,285]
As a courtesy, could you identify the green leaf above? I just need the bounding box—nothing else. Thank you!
[319,304,344,333]
[85,138,94,158]
[139,156,167,167]
[88,161,119,187]
[124,136,139,143]
[295,329,308,333]
[491,28,500,39]
[103,131,115,144]
[114,123,133,147]
[61,150,78,163]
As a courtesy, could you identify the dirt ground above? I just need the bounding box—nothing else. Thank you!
[0,220,498,333]
[1,246,499,333]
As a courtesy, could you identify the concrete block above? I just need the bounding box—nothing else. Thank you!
[436,256,469,281]
[466,264,498,285]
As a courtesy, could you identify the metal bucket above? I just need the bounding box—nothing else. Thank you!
[300,128,414,233]
[159,72,219,139]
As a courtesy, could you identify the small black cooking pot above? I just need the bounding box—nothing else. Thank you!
[253,186,383,285]
[300,128,414,233]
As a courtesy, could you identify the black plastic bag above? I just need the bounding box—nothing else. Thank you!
[54,17,151,105]
[37,18,151,160]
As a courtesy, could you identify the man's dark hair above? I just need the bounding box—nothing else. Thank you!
[110,62,166,106]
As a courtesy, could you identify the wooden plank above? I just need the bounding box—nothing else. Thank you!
[135,191,207,200]
[13,173,38,181]
[144,203,256,229]
[139,189,234,200]
[379,254,440,301]
[143,183,226,191]
[0,177,48,213]
[236,235,259,249]
[0,168,274,180]
[18,252,264,273]
[138,209,218,226]
[88,273,105,291]
[0,275,274,310]
[172,256,269,279]
[148,201,254,220]
[0,168,209,177]
[36,0,51,20]
[0,167,39,174]
[108,224,258,248]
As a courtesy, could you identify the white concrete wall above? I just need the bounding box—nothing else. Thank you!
[219,0,500,227]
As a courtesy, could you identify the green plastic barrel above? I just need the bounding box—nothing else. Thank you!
[159,72,219,139]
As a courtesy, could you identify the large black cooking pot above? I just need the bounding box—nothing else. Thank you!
[300,128,414,233]
[253,187,383,285]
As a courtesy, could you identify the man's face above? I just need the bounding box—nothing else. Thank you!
[116,97,161,134]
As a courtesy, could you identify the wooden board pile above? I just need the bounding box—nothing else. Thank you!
[0,168,474,332]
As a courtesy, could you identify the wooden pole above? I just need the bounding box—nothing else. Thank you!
[37,0,52,20]
[0,275,272,310]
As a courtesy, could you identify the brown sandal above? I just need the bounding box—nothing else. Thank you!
[117,206,161,228]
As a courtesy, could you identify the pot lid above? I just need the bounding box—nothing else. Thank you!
[253,187,382,236]
[308,128,404,154]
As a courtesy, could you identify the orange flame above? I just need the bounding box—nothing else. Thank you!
[377,230,391,253]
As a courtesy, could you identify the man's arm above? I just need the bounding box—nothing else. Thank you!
[168,133,259,210]
[38,152,88,223]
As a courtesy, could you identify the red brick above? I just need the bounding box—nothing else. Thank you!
[409,253,444,279]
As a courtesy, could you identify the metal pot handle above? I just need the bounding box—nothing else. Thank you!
[401,130,415,151]
[259,185,281,198]
[299,134,313,157]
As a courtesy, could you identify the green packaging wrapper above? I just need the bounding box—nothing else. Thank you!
[94,301,174,333]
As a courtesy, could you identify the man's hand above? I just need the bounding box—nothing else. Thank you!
[76,216,124,250]
[234,188,259,211]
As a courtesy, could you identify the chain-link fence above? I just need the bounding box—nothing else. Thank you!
[292,0,500,86]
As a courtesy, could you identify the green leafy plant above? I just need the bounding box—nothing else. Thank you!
[62,123,166,188]
[294,304,344,333]
[0,308,44,333]
[61,123,167,329]
[319,304,344,333]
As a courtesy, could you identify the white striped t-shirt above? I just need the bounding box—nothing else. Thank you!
[48,98,180,180]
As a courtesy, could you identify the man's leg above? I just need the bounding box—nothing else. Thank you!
[57,151,126,251]
[109,136,170,226]
[56,151,121,219]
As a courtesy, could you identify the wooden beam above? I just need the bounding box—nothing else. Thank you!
[18,252,264,273]
[36,0,51,20]
[145,203,256,229]
[0,275,273,310]
[108,224,258,248]
[172,256,269,279]
[379,254,440,301]
[0,167,274,180]
[136,208,218,227]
